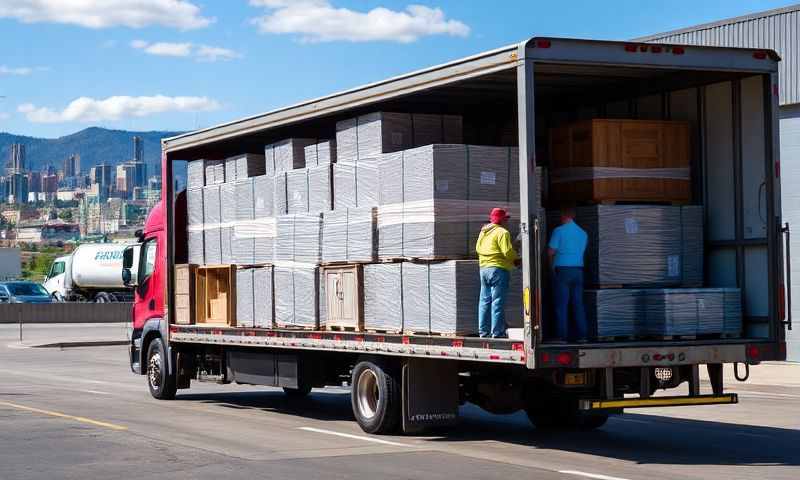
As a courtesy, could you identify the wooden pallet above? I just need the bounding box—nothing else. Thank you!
[326,325,361,332]
[274,324,318,331]
[379,256,472,264]
[365,328,403,335]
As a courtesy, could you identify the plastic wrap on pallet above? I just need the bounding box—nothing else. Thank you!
[203,185,221,224]
[253,265,274,328]
[232,153,266,180]
[304,140,337,167]
[401,200,470,258]
[264,144,276,177]
[318,268,327,328]
[204,228,222,264]
[467,145,512,201]
[275,214,322,263]
[363,263,403,332]
[187,160,205,188]
[412,114,445,148]
[378,151,403,205]
[376,203,404,258]
[641,289,706,337]
[333,163,356,210]
[236,268,255,328]
[356,158,379,207]
[233,179,255,265]
[321,209,347,262]
[286,168,309,214]
[403,144,468,202]
[585,289,643,338]
[274,263,319,328]
[225,157,237,184]
[252,217,276,264]
[273,138,316,173]
[273,172,288,216]
[304,143,318,167]
[188,228,204,265]
[335,117,358,164]
[429,260,480,335]
[568,205,704,287]
[401,262,430,333]
[722,289,743,336]
[220,183,236,264]
[204,159,221,185]
[357,112,413,159]
[308,164,333,213]
[187,188,204,226]
[321,207,376,263]
[253,174,273,219]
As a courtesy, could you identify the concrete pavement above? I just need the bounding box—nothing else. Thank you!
[1,326,799,480]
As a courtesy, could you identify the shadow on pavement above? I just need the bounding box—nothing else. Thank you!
[176,389,799,467]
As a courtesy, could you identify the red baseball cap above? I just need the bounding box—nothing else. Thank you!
[489,208,510,224]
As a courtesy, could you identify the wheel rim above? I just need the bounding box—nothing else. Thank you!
[148,351,162,390]
[356,369,379,420]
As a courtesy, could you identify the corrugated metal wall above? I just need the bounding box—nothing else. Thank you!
[637,6,800,106]
[781,104,800,361]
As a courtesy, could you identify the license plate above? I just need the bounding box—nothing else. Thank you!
[564,373,586,385]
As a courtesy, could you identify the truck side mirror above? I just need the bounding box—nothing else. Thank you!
[122,268,134,287]
[122,246,135,270]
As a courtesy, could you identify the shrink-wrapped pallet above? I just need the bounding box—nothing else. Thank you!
[584,289,643,339]
[252,217,277,264]
[401,200,470,258]
[332,162,377,209]
[272,138,316,173]
[253,265,274,328]
[231,153,266,180]
[429,260,480,336]
[363,263,404,332]
[333,163,356,210]
[401,262,430,333]
[273,172,288,215]
[411,114,463,147]
[567,205,704,287]
[225,157,237,184]
[204,159,224,185]
[253,175,273,219]
[236,268,254,328]
[321,209,347,262]
[356,158,380,207]
[220,183,236,264]
[640,288,742,337]
[286,169,308,214]
[264,143,276,177]
[187,160,205,188]
[722,289,743,336]
[308,164,333,213]
[304,140,337,167]
[275,214,322,263]
[274,264,319,328]
[203,185,222,264]
[233,179,255,265]
[357,112,413,160]
[187,188,204,226]
[335,117,359,165]
[188,228,204,265]
[321,207,377,263]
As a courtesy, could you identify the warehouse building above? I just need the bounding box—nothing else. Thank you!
[637,4,800,361]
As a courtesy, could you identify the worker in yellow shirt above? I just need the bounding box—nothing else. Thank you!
[475,208,520,338]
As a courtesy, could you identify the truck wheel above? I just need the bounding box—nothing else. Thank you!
[51,292,64,302]
[94,292,112,303]
[146,338,177,400]
[351,360,401,435]
[283,385,312,398]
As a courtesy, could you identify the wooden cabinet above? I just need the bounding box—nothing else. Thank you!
[174,264,197,325]
[323,265,363,331]
[196,265,237,326]
[549,119,691,204]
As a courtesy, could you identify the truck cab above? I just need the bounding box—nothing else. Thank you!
[43,255,70,301]
[124,199,168,375]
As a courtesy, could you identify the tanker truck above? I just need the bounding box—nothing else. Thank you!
[44,243,140,302]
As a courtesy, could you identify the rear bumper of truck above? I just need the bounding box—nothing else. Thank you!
[579,393,738,411]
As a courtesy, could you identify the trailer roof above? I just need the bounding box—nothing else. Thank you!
[163,37,779,156]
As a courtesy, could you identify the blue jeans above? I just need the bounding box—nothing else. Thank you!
[478,267,510,338]
[552,267,588,341]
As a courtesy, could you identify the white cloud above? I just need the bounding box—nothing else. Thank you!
[0,0,213,30]
[0,112,10,120]
[0,65,34,75]
[131,40,242,62]
[18,95,221,123]
[249,0,470,43]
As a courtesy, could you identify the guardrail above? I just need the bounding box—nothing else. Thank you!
[0,303,132,324]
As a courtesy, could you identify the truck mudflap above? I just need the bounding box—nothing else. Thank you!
[579,393,738,411]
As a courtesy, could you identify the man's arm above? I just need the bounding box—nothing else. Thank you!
[548,248,556,271]
[548,228,560,271]
[498,230,519,263]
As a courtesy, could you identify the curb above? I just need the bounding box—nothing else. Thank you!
[29,340,128,349]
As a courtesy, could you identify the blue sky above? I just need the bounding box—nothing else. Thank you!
[0,0,795,138]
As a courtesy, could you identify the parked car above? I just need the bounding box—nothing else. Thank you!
[0,282,54,304]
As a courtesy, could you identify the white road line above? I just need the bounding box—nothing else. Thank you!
[84,390,112,396]
[298,427,412,447]
[733,390,800,399]
[559,470,631,480]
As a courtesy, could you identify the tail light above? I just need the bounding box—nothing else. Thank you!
[746,345,761,361]
[753,51,768,60]
[556,352,574,366]
[672,46,685,55]
[536,39,551,49]
[539,350,578,367]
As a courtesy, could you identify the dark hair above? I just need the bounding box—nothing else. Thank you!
[560,204,577,218]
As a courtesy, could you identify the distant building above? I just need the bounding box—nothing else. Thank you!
[0,248,21,281]
[42,175,58,195]
[8,144,25,175]
[116,163,136,198]
[5,173,28,204]
[91,163,115,192]
[27,171,42,194]
[132,136,143,163]
[64,154,80,178]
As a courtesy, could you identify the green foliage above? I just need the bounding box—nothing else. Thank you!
[21,251,57,282]
[58,209,74,221]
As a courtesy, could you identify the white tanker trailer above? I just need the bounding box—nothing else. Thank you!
[43,243,140,302]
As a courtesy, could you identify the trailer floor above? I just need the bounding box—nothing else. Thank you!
[1,325,798,480]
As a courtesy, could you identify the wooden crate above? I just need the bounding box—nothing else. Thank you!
[549,119,691,204]
[322,265,363,331]
[174,264,197,325]
[195,265,237,326]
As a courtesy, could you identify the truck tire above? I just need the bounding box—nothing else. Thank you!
[94,292,112,303]
[283,385,312,398]
[146,338,177,400]
[525,397,608,430]
[351,360,401,435]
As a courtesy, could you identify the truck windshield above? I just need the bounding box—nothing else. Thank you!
[6,283,49,296]
[49,261,65,278]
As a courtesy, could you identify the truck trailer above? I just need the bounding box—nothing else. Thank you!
[126,37,790,434]
[45,243,140,302]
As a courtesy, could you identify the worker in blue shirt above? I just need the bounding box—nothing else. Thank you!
[548,205,589,343]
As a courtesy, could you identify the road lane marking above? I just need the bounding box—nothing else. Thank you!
[84,390,112,395]
[559,471,631,480]
[298,427,412,447]
[0,401,127,431]
[733,390,800,399]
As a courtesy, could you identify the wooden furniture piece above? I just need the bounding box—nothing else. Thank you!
[196,265,237,326]
[549,119,691,205]
[322,265,363,331]
[174,264,197,325]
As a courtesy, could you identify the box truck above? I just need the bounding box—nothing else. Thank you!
[125,37,789,434]
[45,243,139,302]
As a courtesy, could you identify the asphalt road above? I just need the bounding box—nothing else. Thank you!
[1,326,798,480]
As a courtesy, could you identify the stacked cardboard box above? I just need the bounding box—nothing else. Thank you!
[202,185,222,264]
[304,140,336,167]
[266,138,316,176]
[274,264,320,328]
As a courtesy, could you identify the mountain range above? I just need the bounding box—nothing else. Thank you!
[0,127,183,175]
